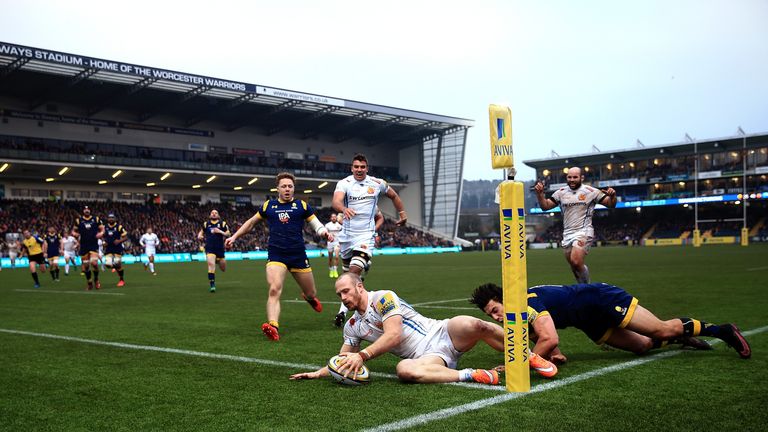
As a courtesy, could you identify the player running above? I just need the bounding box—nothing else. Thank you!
[139,227,160,275]
[470,282,752,362]
[332,153,407,327]
[226,172,332,341]
[42,226,62,282]
[97,238,106,271]
[73,206,105,290]
[324,213,343,278]
[289,273,557,384]
[197,209,230,293]
[21,229,46,288]
[6,236,20,269]
[534,167,616,283]
[61,232,78,276]
[103,213,129,287]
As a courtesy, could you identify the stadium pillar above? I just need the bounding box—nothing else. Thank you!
[489,105,529,392]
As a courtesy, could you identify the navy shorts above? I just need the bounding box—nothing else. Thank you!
[206,248,225,259]
[267,248,311,272]
[575,284,638,344]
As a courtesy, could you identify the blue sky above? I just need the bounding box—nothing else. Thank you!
[2,0,766,181]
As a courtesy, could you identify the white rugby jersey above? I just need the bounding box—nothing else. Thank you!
[62,235,77,252]
[324,221,343,239]
[335,175,389,236]
[140,233,160,249]
[343,290,440,360]
[551,185,606,238]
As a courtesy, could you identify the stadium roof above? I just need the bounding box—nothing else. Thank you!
[523,132,768,170]
[0,41,473,145]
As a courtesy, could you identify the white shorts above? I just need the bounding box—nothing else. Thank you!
[8,251,17,259]
[64,250,76,260]
[145,248,156,257]
[339,234,375,260]
[412,319,463,369]
[561,229,593,252]
[326,241,339,253]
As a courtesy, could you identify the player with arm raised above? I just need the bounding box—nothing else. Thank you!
[197,209,230,293]
[140,226,160,275]
[289,273,557,384]
[471,282,751,364]
[331,153,407,327]
[534,167,616,283]
[73,206,105,290]
[226,172,332,341]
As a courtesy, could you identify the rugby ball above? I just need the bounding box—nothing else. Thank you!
[327,354,370,386]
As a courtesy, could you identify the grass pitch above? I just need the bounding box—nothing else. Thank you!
[1,245,767,431]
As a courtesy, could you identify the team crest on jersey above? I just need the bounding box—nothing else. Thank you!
[367,186,375,194]
[615,305,627,315]
[578,194,586,201]
[292,202,297,208]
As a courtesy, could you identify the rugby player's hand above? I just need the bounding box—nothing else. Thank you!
[396,211,407,226]
[602,187,616,197]
[534,181,545,194]
[289,368,325,380]
[224,237,236,248]
[342,207,356,220]
[325,232,334,242]
[337,352,365,379]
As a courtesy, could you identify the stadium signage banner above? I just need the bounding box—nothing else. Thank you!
[597,178,639,187]
[756,166,768,175]
[255,86,346,107]
[548,182,567,191]
[698,170,722,179]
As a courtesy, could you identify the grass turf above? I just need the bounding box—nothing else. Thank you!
[1,245,766,431]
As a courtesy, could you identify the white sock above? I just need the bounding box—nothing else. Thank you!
[149,263,155,272]
[578,265,590,283]
[65,264,69,274]
[338,304,349,315]
[458,368,474,382]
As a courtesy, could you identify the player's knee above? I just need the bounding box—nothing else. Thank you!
[395,360,420,382]
[267,284,283,297]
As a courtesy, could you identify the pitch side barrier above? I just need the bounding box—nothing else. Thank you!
[0,246,461,268]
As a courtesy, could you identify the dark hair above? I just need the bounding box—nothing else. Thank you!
[276,172,296,186]
[469,283,503,310]
[352,153,368,164]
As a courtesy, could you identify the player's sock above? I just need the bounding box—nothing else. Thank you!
[118,269,124,281]
[577,265,590,283]
[50,270,56,280]
[208,272,215,287]
[84,269,92,281]
[93,269,99,282]
[31,272,40,285]
[458,368,474,382]
[55,268,60,279]
[149,263,155,273]
[679,317,720,337]
[65,263,69,274]
[651,339,669,349]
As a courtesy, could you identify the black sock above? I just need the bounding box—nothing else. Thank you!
[651,339,669,349]
[118,269,124,281]
[85,269,92,281]
[50,270,56,280]
[208,272,215,287]
[31,272,39,284]
[93,270,99,281]
[679,317,721,337]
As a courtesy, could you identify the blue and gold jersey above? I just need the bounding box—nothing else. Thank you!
[528,283,638,343]
[104,223,128,254]
[203,219,229,252]
[74,216,103,251]
[44,233,61,256]
[22,235,44,256]
[257,198,316,252]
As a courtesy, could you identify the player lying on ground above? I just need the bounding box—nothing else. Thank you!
[470,282,752,363]
[290,273,557,385]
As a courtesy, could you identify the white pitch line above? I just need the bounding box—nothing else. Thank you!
[363,325,768,432]
[411,298,470,306]
[746,266,768,272]
[14,289,125,296]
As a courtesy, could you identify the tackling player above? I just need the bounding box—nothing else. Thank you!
[226,172,332,341]
[332,153,407,327]
[470,282,752,362]
[197,209,230,293]
[289,273,557,384]
[42,226,61,282]
[103,213,129,287]
[534,167,616,283]
[21,229,46,288]
[324,213,343,278]
[61,232,78,276]
[73,205,105,290]
[140,227,160,275]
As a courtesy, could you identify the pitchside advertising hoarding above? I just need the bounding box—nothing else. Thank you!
[0,42,346,108]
